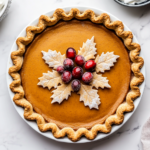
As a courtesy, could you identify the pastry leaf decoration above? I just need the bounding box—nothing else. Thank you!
[42,50,66,69]
[95,52,119,73]
[38,70,62,90]
[91,72,111,89]
[51,83,73,104]
[38,36,119,109]
[78,36,97,61]
[78,84,100,109]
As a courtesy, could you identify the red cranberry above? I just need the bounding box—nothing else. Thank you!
[63,58,74,70]
[72,67,83,79]
[75,55,85,67]
[66,47,76,59]
[71,79,81,92]
[84,60,96,71]
[61,71,72,84]
[57,66,64,74]
[82,72,93,84]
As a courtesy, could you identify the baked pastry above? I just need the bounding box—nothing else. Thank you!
[9,8,144,142]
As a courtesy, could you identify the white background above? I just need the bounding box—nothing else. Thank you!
[0,0,150,149]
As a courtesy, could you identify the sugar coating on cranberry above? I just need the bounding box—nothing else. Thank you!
[82,72,93,84]
[61,71,72,84]
[75,55,85,67]
[66,47,76,59]
[84,60,96,71]
[63,58,74,71]
[71,79,81,92]
[57,66,64,74]
[72,67,83,79]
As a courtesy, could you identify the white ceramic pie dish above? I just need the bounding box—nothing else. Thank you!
[7,6,145,143]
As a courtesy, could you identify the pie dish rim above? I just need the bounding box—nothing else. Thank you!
[7,6,145,143]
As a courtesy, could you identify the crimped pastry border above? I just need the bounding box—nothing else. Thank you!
[9,8,144,142]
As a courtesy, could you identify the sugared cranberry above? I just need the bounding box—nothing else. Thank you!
[57,66,64,74]
[66,47,76,59]
[82,72,93,84]
[84,60,96,71]
[61,71,72,84]
[71,79,81,92]
[75,55,85,67]
[63,58,74,71]
[72,67,83,79]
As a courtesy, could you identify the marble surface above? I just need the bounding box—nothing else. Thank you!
[0,0,150,149]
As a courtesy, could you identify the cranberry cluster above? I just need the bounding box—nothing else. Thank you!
[56,47,96,92]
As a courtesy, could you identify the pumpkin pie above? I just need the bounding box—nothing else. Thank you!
[9,8,144,141]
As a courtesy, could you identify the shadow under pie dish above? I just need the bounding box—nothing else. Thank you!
[9,8,144,142]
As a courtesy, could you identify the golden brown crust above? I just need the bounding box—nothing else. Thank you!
[9,8,144,142]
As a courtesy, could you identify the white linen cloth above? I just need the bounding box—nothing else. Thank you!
[141,118,150,150]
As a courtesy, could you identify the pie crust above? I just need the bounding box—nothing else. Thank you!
[9,8,144,141]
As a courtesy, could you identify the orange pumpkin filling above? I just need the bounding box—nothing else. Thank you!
[21,20,131,130]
